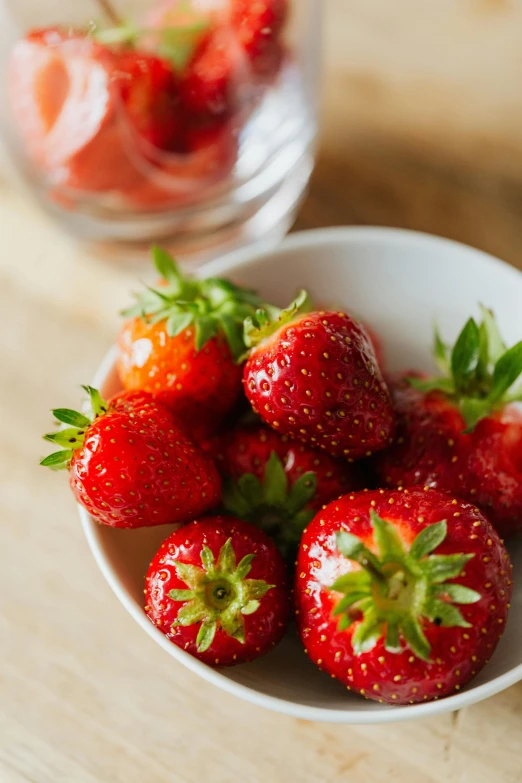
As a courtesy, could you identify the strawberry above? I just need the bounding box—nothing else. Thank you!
[144,0,240,121]
[231,0,288,78]
[364,323,385,371]
[117,247,266,441]
[214,423,363,559]
[296,488,512,704]
[374,308,522,538]
[113,50,181,153]
[145,515,290,665]
[9,27,184,192]
[183,118,238,163]
[122,120,238,208]
[176,0,289,123]
[179,25,243,120]
[40,386,221,528]
[243,292,396,459]
[8,27,135,192]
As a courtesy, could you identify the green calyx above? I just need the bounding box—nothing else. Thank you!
[121,247,267,362]
[155,19,209,71]
[331,511,480,662]
[222,452,318,560]
[408,305,522,430]
[91,1,210,71]
[40,386,108,471]
[168,538,274,653]
[243,290,313,351]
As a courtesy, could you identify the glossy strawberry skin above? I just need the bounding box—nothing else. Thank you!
[117,320,243,442]
[145,516,290,665]
[374,375,522,538]
[69,390,221,528]
[364,323,385,371]
[243,311,396,459]
[296,488,512,705]
[212,423,363,509]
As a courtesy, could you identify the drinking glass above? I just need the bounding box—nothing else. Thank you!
[0,0,321,257]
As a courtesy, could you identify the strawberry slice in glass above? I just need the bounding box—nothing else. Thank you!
[8,28,141,192]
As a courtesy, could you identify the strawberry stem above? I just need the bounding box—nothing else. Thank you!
[121,247,270,362]
[408,306,522,431]
[331,513,481,662]
[168,538,274,652]
[40,387,108,472]
[243,290,313,351]
[222,452,318,561]
[96,0,122,27]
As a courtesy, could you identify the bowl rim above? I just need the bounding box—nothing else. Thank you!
[80,225,522,724]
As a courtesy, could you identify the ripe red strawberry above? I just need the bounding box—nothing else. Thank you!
[231,0,288,77]
[145,515,290,665]
[213,423,363,559]
[374,309,522,538]
[179,26,242,120]
[113,50,181,152]
[243,292,396,459]
[296,488,512,704]
[178,0,289,123]
[40,386,221,528]
[146,0,243,121]
[363,323,385,371]
[117,247,266,441]
[183,118,238,163]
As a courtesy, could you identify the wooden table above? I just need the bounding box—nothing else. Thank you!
[3,1,522,780]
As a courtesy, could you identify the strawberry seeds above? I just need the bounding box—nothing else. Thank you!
[41,246,520,704]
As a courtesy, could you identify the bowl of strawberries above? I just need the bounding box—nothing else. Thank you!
[41,227,522,723]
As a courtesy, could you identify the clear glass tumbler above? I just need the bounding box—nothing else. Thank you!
[0,0,321,257]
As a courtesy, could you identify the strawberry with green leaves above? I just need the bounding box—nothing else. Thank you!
[145,515,290,665]
[213,423,363,560]
[40,387,221,528]
[375,308,522,537]
[117,247,267,441]
[296,488,512,704]
[243,292,396,459]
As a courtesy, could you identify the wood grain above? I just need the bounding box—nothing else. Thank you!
[293,0,522,269]
[3,0,522,780]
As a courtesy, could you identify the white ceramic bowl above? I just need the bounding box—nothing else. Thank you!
[81,227,522,724]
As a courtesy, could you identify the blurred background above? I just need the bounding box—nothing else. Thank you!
[299,0,522,268]
[3,0,522,263]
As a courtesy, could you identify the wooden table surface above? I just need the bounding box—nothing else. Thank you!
[3,1,522,781]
